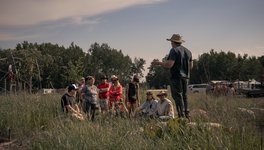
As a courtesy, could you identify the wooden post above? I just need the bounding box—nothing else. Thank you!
[261,126,263,150]
[4,78,7,96]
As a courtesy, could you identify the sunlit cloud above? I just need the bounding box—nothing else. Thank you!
[255,46,264,50]
[0,0,166,26]
[71,17,102,25]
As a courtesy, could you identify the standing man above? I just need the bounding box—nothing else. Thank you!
[152,34,192,119]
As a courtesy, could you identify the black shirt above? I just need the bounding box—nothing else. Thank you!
[61,93,76,113]
[128,82,138,101]
[167,45,192,79]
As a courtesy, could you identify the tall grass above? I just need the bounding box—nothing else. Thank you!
[0,93,263,149]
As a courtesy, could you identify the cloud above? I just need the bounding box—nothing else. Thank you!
[255,46,264,49]
[0,32,41,41]
[71,17,101,25]
[0,0,166,26]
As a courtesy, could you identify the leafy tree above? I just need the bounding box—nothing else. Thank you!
[84,43,145,84]
[259,56,264,68]
[131,57,146,78]
[147,49,264,87]
[146,58,170,89]
[190,50,263,83]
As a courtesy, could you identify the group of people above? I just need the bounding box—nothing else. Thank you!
[61,74,175,121]
[61,75,123,120]
[61,33,193,121]
[206,83,236,97]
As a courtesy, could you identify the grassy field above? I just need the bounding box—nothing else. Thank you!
[0,92,263,149]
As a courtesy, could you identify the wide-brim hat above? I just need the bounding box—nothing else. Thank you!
[146,91,153,95]
[167,34,185,43]
[111,75,118,80]
[157,91,167,97]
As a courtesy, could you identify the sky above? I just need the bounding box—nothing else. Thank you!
[0,0,264,76]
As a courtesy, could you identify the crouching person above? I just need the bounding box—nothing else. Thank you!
[61,84,84,120]
[135,91,158,118]
[155,91,175,121]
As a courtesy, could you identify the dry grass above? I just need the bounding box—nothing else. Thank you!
[0,92,263,149]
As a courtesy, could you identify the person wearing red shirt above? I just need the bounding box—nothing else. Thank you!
[109,75,124,114]
[97,75,110,114]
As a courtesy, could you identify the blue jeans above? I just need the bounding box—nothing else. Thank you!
[85,101,96,121]
[170,78,189,118]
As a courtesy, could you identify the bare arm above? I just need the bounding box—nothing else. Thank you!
[66,105,80,114]
[99,87,109,93]
[165,103,172,115]
[189,60,193,69]
[73,104,80,113]
[152,60,175,69]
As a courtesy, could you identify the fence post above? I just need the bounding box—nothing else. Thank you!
[260,124,263,150]
[4,78,7,96]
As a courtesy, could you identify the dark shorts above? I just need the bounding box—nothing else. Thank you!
[128,98,137,104]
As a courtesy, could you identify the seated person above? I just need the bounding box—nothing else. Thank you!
[155,91,175,120]
[135,91,158,117]
[61,84,84,120]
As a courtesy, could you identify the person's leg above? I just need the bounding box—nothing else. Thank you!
[102,99,109,113]
[85,101,92,119]
[170,78,184,118]
[85,100,89,113]
[127,100,132,116]
[108,100,114,115]
[99,99,105,113]
[91,104,96,121]
[131,102,137,118]
[182,79,189,118]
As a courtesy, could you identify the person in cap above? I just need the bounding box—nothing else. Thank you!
[155,91,174,120]
[135,91,158,118]
[109,75,125,114]
[126,75,140,117]
[61,84,84,120]
[152,34,192,119]
[97,75,110,114]
[81,76,98,121]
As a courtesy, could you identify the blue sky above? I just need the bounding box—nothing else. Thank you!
[0,0,264,75]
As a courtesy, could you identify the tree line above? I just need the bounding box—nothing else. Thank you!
[146,49,264,88]
[0,41,145,93]
[1,42,263,91]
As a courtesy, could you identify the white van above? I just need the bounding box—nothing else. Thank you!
[188,84,208,93]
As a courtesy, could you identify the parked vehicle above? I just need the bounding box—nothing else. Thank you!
[188,84,208,93]
[239,74,264,97]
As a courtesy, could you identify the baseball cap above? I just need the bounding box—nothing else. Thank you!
[68,84,78,91]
